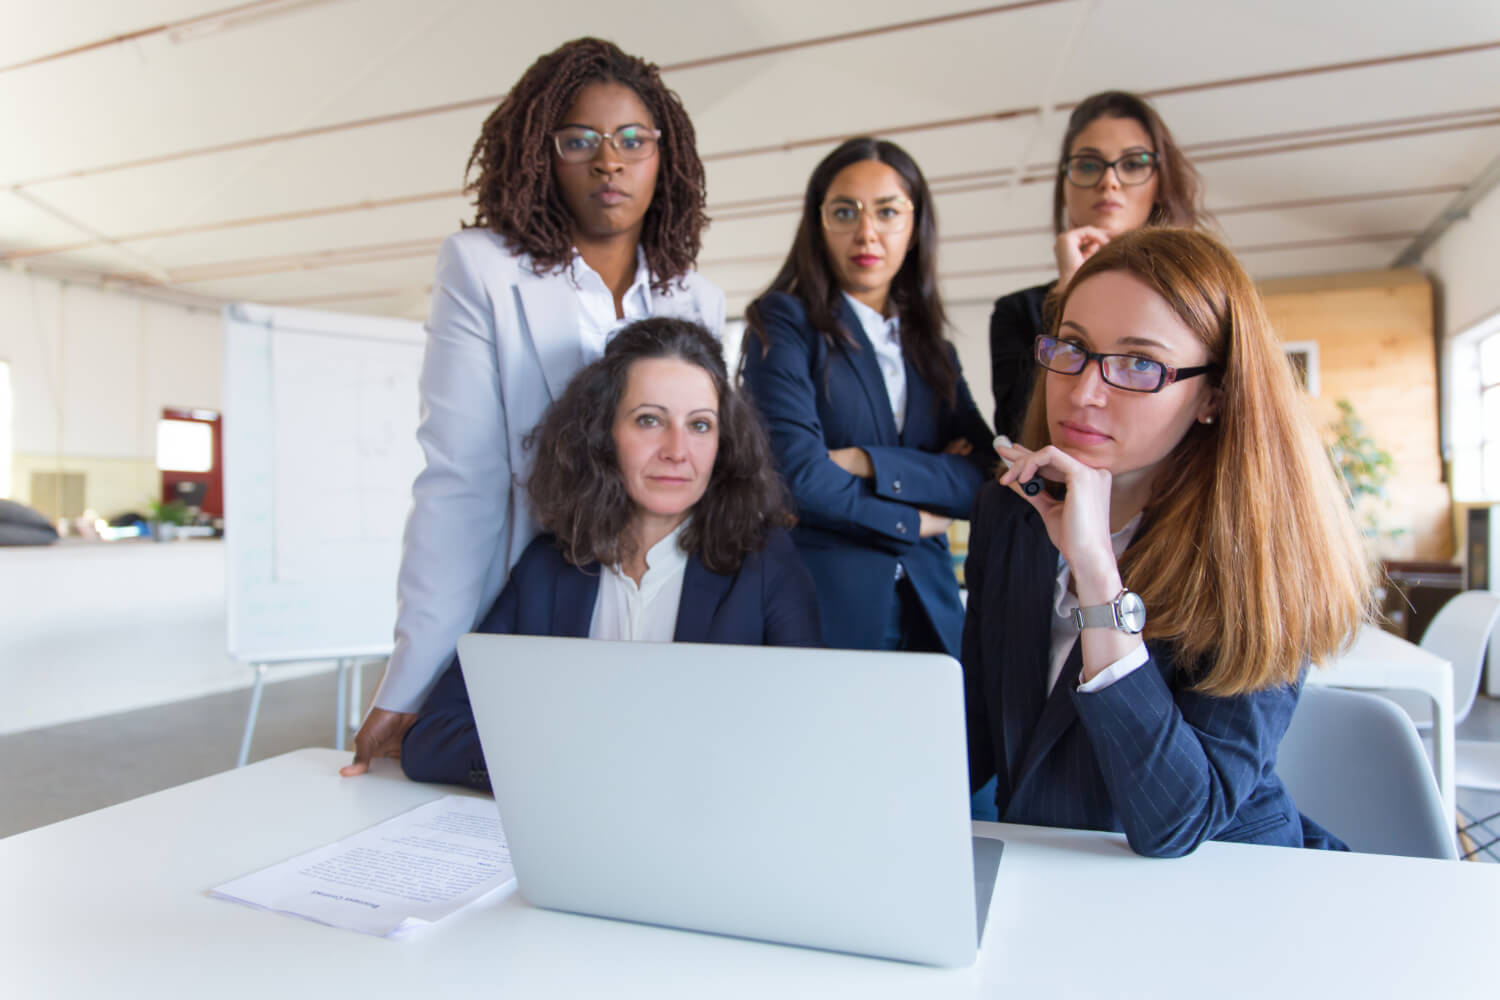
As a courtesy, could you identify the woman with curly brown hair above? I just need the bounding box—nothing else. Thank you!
[401,318,820,790]
[345,38,725,777]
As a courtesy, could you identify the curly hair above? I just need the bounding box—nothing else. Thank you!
[463,37,708,291]
[526,317,791,575]
[745,137,957,406]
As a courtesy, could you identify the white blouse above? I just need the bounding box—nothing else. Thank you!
[588,521,690,642]
[842,292,907,433]
[569,247,652,364]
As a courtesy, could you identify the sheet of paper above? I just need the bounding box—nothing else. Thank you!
[211,795,515,937]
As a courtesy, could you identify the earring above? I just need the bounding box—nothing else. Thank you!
[1201,416,1215,425]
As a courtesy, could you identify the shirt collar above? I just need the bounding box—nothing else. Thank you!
[608,519,690,596]
[841,291,900,342]
[569,246,652,300]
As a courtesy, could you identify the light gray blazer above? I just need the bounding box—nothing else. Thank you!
[375,228,726,711]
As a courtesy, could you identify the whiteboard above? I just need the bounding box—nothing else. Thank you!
[223,303,426,663]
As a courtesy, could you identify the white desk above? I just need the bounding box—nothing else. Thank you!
[1310,625,1456,821]
[5,749,1497,999]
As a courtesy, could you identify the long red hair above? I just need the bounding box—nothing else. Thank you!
[1022,229,1374,695]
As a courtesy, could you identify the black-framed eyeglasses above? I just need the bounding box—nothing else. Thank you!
[1061,151,1158,188]
[1034,335,1214,393]
[551,125,661,164]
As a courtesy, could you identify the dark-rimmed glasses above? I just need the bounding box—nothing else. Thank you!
[1035,335,1214,393]
[1061,151,1158,188]
[551,125,661,164]
[820,195,914,234]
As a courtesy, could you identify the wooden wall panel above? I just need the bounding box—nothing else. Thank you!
[1259,269,1451,561]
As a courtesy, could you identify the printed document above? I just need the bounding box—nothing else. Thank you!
[211,795,515,937]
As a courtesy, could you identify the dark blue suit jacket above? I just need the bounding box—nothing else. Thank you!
[740,292,993,657]
[963,483,1344,857]
[402,527,822,791]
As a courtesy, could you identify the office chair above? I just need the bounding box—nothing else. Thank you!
[1278,685,1456,860]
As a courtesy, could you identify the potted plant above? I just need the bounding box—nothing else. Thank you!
[147,497,191,541]
[1327,399,1403,551]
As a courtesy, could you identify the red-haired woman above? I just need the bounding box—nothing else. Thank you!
[345,38,724,775]
[965,228,1374,857]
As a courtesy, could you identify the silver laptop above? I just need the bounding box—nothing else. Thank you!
[457,633,1002,967]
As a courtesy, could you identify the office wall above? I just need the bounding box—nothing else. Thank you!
[0,270,221,519]
[1258,271,1446,560]
[1422,181,1500,343]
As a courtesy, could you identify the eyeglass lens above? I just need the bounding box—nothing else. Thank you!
[1036,336,1164,391]
[1064,152,1157,187]
[553,126,659,163]
[821,198,913,233]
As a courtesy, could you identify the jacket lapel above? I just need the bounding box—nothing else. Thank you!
[673,555,733,644]
[1012,641,1084,791]
[513,264,583,403]
[553,561,602,638]
[834,298,900,446]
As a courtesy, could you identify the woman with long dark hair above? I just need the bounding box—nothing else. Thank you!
[403,317,820,790]
[966,229,1373,856]
[741,138,992,659]
[989,90,1206,439]
[345,38,725,775]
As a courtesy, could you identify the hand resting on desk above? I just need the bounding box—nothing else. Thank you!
[341,708,417,776]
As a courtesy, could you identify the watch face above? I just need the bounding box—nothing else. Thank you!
[1118,590,1147,633]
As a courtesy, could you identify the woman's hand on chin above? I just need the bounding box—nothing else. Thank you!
[1054,226,1112,287]
[993,437,1115,581]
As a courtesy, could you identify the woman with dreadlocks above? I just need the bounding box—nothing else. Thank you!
[343,37,725,777]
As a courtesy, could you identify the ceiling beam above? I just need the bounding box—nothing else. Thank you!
[1393,150,1500,267]
[9,32,1497,189]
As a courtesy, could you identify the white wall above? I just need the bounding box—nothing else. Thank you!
[1422,181,1500,343]
[0,269,221,517]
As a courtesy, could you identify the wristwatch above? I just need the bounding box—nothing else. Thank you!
[1071,588,1146,634]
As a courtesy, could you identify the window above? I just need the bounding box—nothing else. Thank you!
[0,360,10,499]
[1480,332,1500,499]
[1450,314,1500,501]
[156,418,213,473]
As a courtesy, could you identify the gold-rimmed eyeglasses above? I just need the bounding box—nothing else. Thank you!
[551,125,662,164]
[820,195,914,234]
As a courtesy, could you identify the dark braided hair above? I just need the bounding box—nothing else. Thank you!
[464,37,708,291]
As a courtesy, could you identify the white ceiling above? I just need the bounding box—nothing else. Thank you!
[4,0,1499,321]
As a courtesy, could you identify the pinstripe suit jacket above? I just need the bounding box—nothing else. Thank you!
[962,482,1342,857]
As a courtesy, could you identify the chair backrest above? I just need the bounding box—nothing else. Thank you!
[1418,590,1500,724]
[1278,685,1456,860]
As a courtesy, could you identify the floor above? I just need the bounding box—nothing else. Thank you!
[1,665,381,839]
[3,669,1500,860]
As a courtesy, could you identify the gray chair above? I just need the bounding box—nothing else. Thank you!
[1279,685,1456,860]
[1372,590,1500,857]
[1378,590,1500,729]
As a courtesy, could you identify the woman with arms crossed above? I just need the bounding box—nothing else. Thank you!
[966,228,1372,857]
[345,39,724,774]
[741,138,992,659]
[990,91,1205,440]
[402,318,820,789]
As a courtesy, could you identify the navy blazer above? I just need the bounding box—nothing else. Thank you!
[963,483,1344,857]
[402,527,822,791]
[740,292,993,657]
[988,280,1054,440]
